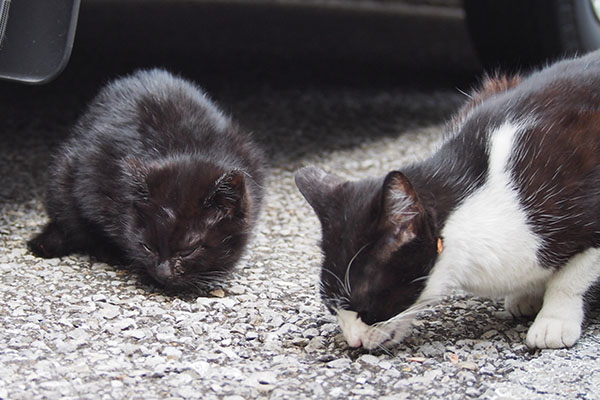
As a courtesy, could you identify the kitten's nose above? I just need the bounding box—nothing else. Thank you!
[153,261,173,284]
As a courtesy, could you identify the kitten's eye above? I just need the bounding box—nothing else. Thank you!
[178,248,198,258]
[140,242,154,253]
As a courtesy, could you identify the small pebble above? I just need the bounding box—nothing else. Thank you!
[210,289,225,298]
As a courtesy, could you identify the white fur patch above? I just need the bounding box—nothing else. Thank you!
[336,309,369,348]
[420,122,550,302]
[336,309,413,350]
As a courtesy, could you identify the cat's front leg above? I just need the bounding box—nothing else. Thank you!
[27,218,92,259]
[504,289,543,317]
[27,221,72,258]
[525,248,600,349]
[526,297,582,349]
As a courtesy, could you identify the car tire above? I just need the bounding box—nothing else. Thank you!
[464,0,600,70]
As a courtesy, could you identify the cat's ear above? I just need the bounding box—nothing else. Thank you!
[209,170,248,218]
[380,171,422,245]
[122,157,151,202]
[295,166,344,218]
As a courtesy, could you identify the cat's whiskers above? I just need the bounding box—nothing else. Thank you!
[367,324,395,347]
[344,242,371,297]
[194,271,230,281]
[373,339,395,356]
[409,275,430,285]
[165,268,233,291]
[322,267,351,299]
[375,300,438,330]
[361,301,439,351]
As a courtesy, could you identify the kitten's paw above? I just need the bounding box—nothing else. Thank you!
[525,315,581,349]
[27,222,71,258]
[27,235,53,258]
[504,293,543,317]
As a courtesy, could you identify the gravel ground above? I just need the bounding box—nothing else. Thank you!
[3,83,600,400]
[1,1,600,399]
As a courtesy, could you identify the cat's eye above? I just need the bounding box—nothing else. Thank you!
[178,248,198,258]
[140,242,154,253]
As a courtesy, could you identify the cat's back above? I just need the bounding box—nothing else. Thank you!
[509,52,600,266]
[442,51,600,188]
[496,50,600,127]
[48,69,264,219]
[446,50,600,270]
[55,69,264,174]
[74,69,230,149]
[504,51,600,173]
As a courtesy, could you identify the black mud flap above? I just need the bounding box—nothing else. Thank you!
[0,0,80,84]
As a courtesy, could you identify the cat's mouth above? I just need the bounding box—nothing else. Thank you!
[147,260,186,287]
[336,307,424,350]
[143,260,229,292]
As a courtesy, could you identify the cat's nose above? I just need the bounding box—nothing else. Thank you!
[337,309,367,348]
[346,335,363,348]
[153,261,173,284]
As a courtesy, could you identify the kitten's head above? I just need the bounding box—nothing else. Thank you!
[295,166,439,350]
[124,157,252,290]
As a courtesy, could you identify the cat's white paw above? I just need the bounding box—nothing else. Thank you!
[504,293,543,317]
[362,319,412,350]
[525,315,581,349]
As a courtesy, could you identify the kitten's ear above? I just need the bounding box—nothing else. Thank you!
[209,170,247,218]
[295,166,344,218]
[123,157,150,201]
[380,171,422,245]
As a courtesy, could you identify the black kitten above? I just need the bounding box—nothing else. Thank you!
[28,69,265,290]
[296,50,600,350]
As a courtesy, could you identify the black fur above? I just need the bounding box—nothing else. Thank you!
[28,69,265,290]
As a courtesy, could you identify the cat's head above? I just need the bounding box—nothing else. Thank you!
[295,166,439,349]
[123,157,252,290]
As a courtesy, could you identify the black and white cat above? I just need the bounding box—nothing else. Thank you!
[295,51,600,350]
[28,69,265,290]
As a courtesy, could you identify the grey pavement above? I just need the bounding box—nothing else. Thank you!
[1,1,599,399]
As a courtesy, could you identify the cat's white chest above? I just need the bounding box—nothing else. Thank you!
[422,122,552,299]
